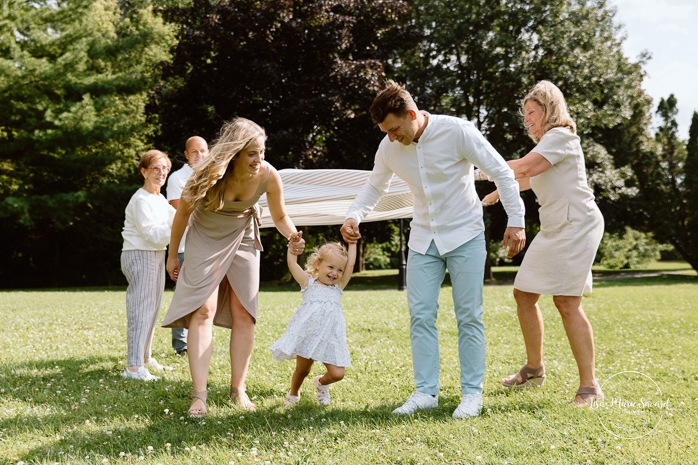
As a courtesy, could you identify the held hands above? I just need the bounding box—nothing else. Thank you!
[481,190,500,207]
[474,168,489,182]
[288,231,305,255]
[502,227,526,258]
[166,255,180,282]
[340,218,361,244]
[476,169,522,256]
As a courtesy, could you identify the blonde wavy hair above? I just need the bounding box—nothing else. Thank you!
[305,242,348,276]
[182,117,266,211]
[522,80,576,143]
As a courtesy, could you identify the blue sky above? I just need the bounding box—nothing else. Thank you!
[611,0,698,139]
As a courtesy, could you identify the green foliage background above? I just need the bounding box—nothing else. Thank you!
[1,0,697,287]
[0,0,175,286]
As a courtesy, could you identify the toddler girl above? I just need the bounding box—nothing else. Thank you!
[271,235,356,407]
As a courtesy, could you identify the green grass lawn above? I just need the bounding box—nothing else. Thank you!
[1,264,696,464]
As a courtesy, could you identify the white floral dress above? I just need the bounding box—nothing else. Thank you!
[270,275,351,367]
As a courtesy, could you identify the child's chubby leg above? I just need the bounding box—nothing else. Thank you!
[319,364,345,385]
[290,356,314,396]
[313,364,345,406]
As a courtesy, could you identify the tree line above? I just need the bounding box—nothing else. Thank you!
[1,0,696,288]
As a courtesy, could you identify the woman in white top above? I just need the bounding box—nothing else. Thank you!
[482,81,604,406]
[121,150,176,381]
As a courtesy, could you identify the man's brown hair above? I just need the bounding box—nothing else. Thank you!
[369,80,416,125]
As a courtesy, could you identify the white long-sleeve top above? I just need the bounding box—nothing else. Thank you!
[121,188,176,251]
[166,163,194,254]
[346,114,525,255]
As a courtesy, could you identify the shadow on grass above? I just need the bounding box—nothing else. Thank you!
[0,286,130,293]
[3,356,473,462]
[593,273,697,288]
[3,265,694,294]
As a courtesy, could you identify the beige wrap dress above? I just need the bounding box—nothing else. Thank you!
[162,163,269,329]
[513,128,604,296]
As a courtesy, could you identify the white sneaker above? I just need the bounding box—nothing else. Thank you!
[122,367,160,381]
[145,358,173,372]
[452,393,483,419]
[392,391,438,415]
[284,392,300,408]
[313,376,330,406]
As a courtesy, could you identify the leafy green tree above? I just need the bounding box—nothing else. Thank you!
[621,95,697,271]
[656,99,698,271]
[152,0,409,279]
[596,227,665,269]
[0,0,175,287]
[648,96,692,268]
[390,0,648,267]
[152,0,408,170]
[655,96,685,183]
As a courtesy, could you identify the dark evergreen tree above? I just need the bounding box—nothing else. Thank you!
[625,95,697,271]
[0,0,175,287]
[681,112,698,269]
[151,0,409,170]
[150,0,410,279]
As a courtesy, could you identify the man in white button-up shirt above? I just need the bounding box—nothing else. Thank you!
[341,81,526,419]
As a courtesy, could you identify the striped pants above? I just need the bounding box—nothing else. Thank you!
[121,250,166,367]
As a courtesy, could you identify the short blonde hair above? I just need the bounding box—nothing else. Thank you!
[306,242,348,276]
[182,117,266,211]
[522,80,576,143]
[138,150,171,179]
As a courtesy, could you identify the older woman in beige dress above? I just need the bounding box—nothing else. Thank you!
[162,117,304,416]
[482,81,604,406]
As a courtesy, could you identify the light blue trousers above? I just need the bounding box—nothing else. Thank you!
[406,234,486,395]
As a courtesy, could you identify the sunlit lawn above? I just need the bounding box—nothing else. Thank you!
[1,263,696,464]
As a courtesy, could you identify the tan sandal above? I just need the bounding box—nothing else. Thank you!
[570,384,604,407]
[188,389,207,417]
[230,386,256,411]
[502,364,546,389]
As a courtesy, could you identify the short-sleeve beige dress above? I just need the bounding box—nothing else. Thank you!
[513,128,604,296]
[162,162,269,329]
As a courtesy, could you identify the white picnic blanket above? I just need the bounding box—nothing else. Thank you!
[258,169,413,227]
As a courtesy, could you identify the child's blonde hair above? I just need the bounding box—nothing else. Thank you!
[306,242,348,275]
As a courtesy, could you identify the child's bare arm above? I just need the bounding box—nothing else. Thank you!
[339,242,357,289]
[287,233,309,288]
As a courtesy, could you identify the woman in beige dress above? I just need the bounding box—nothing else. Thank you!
[482,81,604,406]
[162,117,304,416]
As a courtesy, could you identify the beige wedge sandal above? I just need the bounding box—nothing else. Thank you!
[570,384,604,407]
[502,365,546,389]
